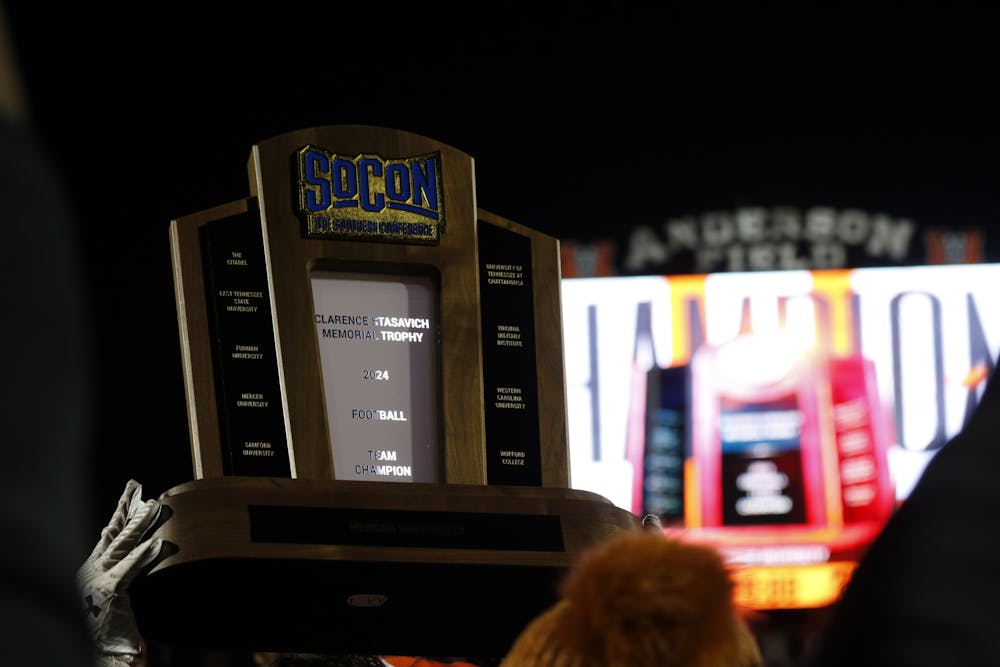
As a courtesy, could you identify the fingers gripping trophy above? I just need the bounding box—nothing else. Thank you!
[78,480,166,667]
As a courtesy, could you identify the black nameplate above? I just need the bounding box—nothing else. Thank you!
[248,505,565,551]
[200,211,291,476]
[478,220,543,485]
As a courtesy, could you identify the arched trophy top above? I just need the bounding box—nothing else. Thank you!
[250,124,474,166]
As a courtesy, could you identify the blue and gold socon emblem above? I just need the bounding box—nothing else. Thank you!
[295,145,444,244]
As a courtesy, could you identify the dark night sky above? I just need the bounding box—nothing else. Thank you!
[5,6,999,530]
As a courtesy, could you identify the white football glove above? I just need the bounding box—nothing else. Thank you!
[78,479,165,666]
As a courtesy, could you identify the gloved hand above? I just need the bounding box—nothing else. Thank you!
[78,479,166,666]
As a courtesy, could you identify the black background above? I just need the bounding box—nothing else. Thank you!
[5,7,999,542]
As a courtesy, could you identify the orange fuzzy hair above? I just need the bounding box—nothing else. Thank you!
[501,531,762,667]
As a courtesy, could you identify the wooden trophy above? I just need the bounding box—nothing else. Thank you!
[130,126,640,658]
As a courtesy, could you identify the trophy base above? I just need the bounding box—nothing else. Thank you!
[131,477,640,658]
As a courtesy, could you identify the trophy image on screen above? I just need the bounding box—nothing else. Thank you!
[132,125,639,657]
